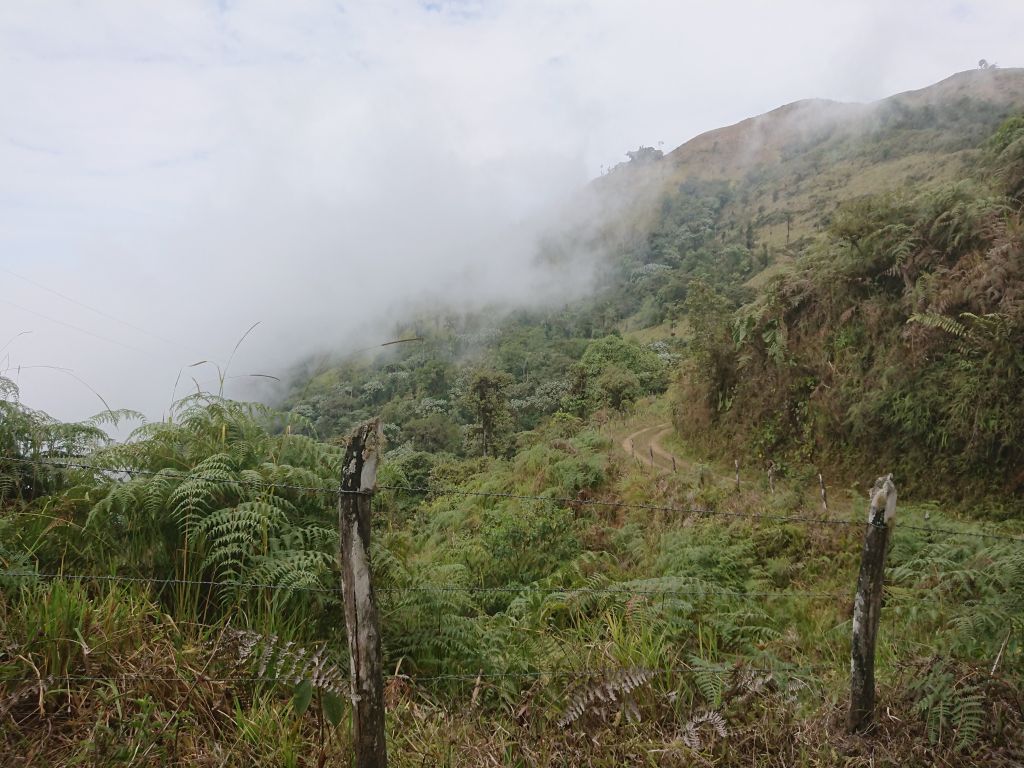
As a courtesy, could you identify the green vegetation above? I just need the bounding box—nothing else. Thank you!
[677,119,1024,502]
[3,81,1024,765]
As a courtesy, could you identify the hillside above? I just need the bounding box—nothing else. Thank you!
[584,68,1024,314]
[2,69,1024,766]
[598,68,1024,251]
[280,67,1024,501]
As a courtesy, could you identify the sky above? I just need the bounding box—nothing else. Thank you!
[1,0,1022,425]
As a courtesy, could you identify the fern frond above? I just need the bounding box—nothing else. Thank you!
[558,667,655,728]
[680,709,728,750]
[223,629,347,696]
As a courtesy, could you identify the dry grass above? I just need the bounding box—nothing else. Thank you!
[2,558,1021,766]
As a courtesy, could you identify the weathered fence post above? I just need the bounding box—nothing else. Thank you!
[734,459,740,492]
[818,473,829,514]
[339,419,387,767]
[767,461,775,494]
[649,445,655,468]
[671,455,677,473]
[848,473,897,733]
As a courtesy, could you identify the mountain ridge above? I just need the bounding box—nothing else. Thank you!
[589,67,1024,268]
[609,67,1024,186]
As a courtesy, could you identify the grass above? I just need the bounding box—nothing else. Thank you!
[5,72,1024,766]
[5,395,1021,765]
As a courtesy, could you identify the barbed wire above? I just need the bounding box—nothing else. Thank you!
[5,455,1023,544]
[897,522,1023,543]
[380,483,1024,543]
[0,571,338,594]
[6,661,836,689]
[1,455,347,496]
[2,570,1006,607]
[0,570,846,600]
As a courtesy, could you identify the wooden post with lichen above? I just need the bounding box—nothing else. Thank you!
[819,473,829,514]
[848,473,897,733]
[339,419,387,767]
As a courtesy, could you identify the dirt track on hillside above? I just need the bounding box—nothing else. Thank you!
[620,422,678,472]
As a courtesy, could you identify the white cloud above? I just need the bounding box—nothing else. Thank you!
[1,0,1022,422]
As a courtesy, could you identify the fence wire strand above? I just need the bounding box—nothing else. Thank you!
[2,570,846,600]
[4,456,1019,548]
[7,661,837,689]
[6,455,1023,544]
[1,570,1005,608]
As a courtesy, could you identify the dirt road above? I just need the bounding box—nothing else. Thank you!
[621,422,678,472]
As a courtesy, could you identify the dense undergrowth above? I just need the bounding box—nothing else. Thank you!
[676,116,1024,501]
[280,113,1024,506]
[2,374,1023,765]
[3,95,1024,766]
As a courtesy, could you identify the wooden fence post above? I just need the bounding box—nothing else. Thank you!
[818,473,829,514]
[671,455,677,473]
[339,419,388,767]
[649,445,655,468]
[848,473,897,733]
[734,459,740,492]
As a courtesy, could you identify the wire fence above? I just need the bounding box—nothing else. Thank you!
[0,568,1001,608]
[0,569,846,600]
[2,453,1018,727]
[9,662,836,688]
[2,455,349,496]
[5,455,1023,544]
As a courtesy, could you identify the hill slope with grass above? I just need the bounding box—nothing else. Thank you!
[597,67,1024,254]
[2,69,1024,766]
[284,67,1024,503]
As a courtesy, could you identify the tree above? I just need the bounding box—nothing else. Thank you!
[680,278,738,416]
[561,364,591,417]
[404,413,461,453]
[461,368,514,458]
[597,366,642,411]
[414,359,452,398]
[579,335,667,394]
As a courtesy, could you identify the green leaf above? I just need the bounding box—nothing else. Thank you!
[292,679,313,716]
[322,691,346,727]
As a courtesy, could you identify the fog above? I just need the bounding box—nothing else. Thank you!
[2,1,1022,424]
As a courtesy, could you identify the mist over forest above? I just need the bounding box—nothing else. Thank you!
[2,1,1021,424]
[3,3,1024,766]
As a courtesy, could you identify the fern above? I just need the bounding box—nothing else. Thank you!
[222,629,347,696]
[907,662,986,752]
[679,709,728,750]
[687,656,728,708]
[558,667,656,728]
[908,311,969,339]
[376,558,485,676]
[28,394,351,628]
